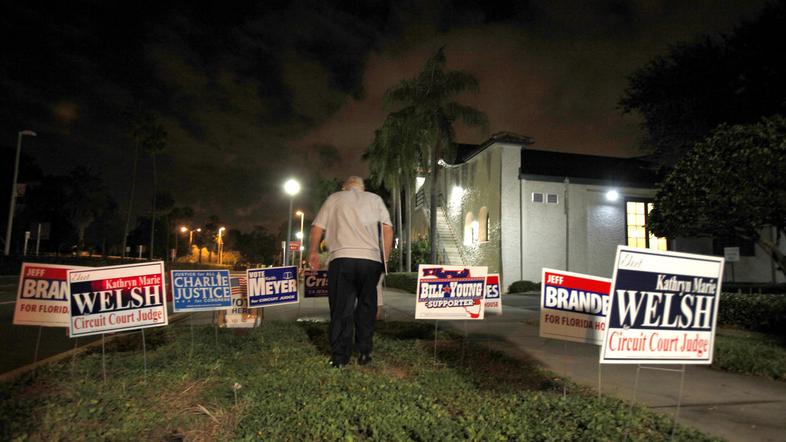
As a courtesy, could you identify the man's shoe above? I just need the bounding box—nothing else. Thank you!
[358,353,372,366]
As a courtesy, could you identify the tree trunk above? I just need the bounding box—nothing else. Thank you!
[149,154,157,260]
[396,183,403,272]
[405,183,412,272]
[429,142,439,264]
[757,237,786,279]
[122,146,139,258]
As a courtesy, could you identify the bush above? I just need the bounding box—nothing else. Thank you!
[508,280,541,293]
[384,272,418,293]
[718,292,786,336]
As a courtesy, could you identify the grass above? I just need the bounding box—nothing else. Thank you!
[713,329,786,381]
[0,321,716,441]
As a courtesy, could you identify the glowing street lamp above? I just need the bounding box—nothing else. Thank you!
[282,179,300,266]
[218,227,226,265]
[4,130,36,256]
[296,210,305,270]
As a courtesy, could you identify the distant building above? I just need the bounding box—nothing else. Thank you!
[412,133,784,292]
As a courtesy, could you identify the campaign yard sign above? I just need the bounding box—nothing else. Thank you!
[13,262,89,327]
[539,268,611,345]
[171,270,232,312]
[219,274,260,328]
[484,274,502,315]
[600,246,724,364]
[304,270,328,298]
[68,262,168,337]
[246,266,298,307]
[415,265,487,320]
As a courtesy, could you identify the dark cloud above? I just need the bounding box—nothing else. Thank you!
[0,0,770,232]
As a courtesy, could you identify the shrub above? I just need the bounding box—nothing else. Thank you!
[384,272,418,293]
[718,292,786,336]
[508,280,541,293]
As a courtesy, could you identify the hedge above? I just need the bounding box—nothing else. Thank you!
[718,292,786,336]
[383,272,418,293]
[508,280,541,293]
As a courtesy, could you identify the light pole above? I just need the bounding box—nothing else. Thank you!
[218,227,226,265]
[295,210,305,271]
[175,226,188,262]
[5,130,37,256]
[283,178,300,266]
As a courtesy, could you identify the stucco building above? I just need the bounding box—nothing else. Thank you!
[412,134,784,292]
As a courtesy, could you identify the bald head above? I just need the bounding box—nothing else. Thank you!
[342,176,365,191]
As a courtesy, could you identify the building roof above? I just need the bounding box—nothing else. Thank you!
[519,148,661,187]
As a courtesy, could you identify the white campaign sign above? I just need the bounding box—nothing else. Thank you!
[415,265,487,320]
[600,246,724,364]
[539,268,611,345]
[13,262,89,327]
[68,262,168,337]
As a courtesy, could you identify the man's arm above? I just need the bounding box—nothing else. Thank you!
[308,225,325,270]
[382,223,393,265]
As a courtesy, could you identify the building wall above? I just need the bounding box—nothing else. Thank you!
[517,180,657,281]
[439,145,502,275]
[672,228,785,284]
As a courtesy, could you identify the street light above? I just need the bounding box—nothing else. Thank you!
[218,227,226,265]
[296,210,305,270]
[282,179,300,266]
[5,130,37,256]
[174,226,188,262]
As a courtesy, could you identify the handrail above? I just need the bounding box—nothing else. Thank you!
[437,195,469,265]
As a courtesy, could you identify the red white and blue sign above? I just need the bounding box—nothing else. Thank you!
[415,265,487,320]
[68,262,168,337]
[13,262,89,327]
[600,246,724,364]
[484,274,502,315]
[539,268,611,345]
[171,270,232,312]
[303,270,328,298]
[246,266,299,307]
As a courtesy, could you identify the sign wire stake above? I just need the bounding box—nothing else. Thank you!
[190,313,195,357]
[623,364,642,441]
[70,337,79,375]
[460,320,468,366]
[670,365,687,441]
[433,320,439,364]
[562,340,568,398]
[597,346,603,399]
[141,329,148,384]
[213,311,218,347]
[101,333,107,383]
[32,326,43,367]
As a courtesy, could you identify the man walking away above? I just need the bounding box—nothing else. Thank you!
[309,176,393,368]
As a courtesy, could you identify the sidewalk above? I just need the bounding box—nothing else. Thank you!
[377,290,786,442]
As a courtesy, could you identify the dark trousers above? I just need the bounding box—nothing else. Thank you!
[327,258,384,364]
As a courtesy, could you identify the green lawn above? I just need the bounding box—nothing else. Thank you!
[0,321,716,441]
[713,329,786,381]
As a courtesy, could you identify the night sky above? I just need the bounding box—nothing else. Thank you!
[0,0,767,231]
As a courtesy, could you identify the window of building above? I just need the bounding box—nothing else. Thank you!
[625,201,668,251]
[532,192,544,203]
[464,212,474,246]
[478,207,489,242]
[546,193,559,204]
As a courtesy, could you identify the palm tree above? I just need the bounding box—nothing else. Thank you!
[384,47,488,263]
[368,111,423,271]
[123,109,167,259]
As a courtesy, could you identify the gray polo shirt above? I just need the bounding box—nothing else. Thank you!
[312,188,392,263]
